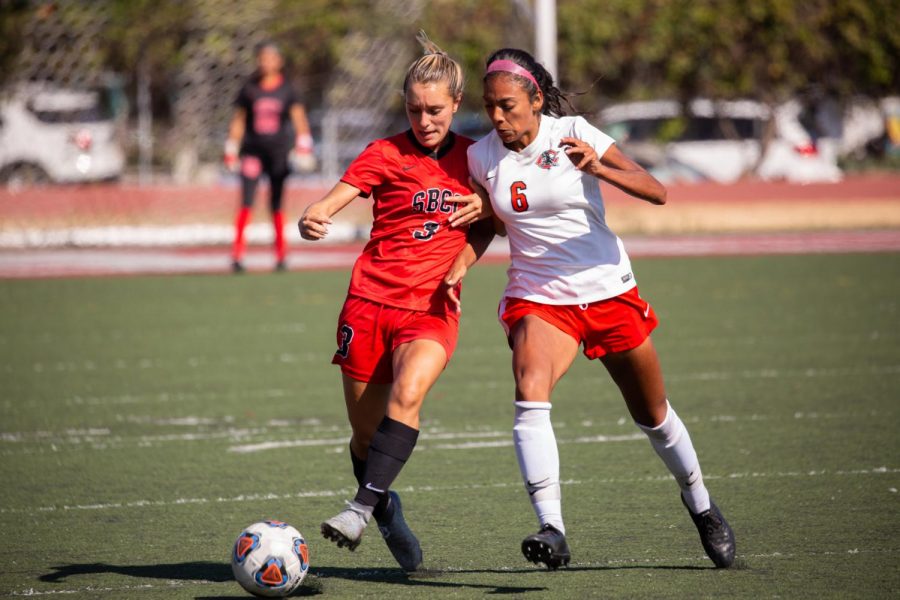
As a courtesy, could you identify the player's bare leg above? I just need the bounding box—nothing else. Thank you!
[321,340,444,570]
[510,316,579,569]
[342,375,390,461]
[321,377,388,551]
[601,337,735,568]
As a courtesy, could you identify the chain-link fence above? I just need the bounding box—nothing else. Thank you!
[0,0,425,185]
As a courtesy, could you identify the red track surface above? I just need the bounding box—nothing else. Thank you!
[1,174,898,279]
[1,230,898,280]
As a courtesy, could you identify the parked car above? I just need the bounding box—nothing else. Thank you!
[0,84,125,185]
[596,98,870,184]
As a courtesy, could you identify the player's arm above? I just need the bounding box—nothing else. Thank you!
[289,103,314,152]
[289,103,316,172]
[559,137,667,205]
[298,182,360,241]
[443,218,497,312]
[224,108,246,170]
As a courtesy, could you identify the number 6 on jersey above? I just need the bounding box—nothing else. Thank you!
[510,181,529,212]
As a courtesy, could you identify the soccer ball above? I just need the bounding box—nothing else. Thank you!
[231,520,309,597]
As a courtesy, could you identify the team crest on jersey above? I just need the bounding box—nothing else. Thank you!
[536,149,560,170]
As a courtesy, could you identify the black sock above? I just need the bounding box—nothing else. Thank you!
[349,444,391,521]
[353,417,419,510]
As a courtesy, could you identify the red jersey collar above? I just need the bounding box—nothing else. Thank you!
[405,129,456,160]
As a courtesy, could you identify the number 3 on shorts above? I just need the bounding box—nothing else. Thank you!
[336,324,354,358]
[510,181,529,212]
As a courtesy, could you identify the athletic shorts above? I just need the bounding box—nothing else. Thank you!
[331,295,460,384]
[498,286,658,360]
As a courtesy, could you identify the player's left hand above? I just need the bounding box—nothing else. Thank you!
[443,261,467,314]
[448,192,482,228]
[559,137,601,176]
[290,133,317,173]
[449,178,491,228]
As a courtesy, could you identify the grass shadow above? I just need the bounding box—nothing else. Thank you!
[38,562,547,596]
[313,566,546,594]
[39,561,232,583]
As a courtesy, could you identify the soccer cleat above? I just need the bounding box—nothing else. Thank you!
[376,491,423,572]
[521,524,570,570]
[274,260,287,273]
[682,495,735,568]
[321,501,371,551]
[231,260,245,274]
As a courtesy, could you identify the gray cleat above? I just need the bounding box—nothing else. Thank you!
[321,500,371,551]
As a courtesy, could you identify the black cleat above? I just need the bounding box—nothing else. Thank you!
[376,491,423,572]
[274,260,287,272]
[683,496,735,568]
[231,260,245,274]
[522,524,570,570]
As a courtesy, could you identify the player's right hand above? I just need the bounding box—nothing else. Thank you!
[298,209,332,241]
[443,260,467,314]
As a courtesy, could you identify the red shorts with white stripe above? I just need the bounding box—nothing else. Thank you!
[498,287,658,360]
[331,295,460,384]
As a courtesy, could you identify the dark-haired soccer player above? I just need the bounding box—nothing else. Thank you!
[446,47,735,570]
[225,42,315,273]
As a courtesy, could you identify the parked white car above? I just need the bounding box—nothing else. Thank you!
[598,98,882,184]
[0,84,125,185]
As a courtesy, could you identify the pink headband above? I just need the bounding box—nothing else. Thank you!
[486,59,540,90]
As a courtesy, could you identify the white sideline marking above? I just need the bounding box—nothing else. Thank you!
[5,580,221,596]
[14,356,900,378]
[23,352,322,375]
[4,362,894,414]
[229,430,511,454]
[432,433,645,451]
[1,408,891,456]
[2,467,896,516]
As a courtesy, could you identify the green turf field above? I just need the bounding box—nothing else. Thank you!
[1,253,898,598]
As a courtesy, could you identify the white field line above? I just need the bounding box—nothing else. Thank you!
[20,352,321,375]
[19,359,895,382]
[4,580,221,597]
[1,407,893,456]
[10,353,900,378]
[1,467,896,516]
[228,429,513,454]
[0,222,364,249]
[4,362,897,416]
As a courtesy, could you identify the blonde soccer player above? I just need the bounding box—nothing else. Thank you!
[299,34,487,571]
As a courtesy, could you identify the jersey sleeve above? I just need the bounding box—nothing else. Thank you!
[234,82,252,110]
[572,116,616,158]
[340,140,387,197]
[466,144,487,188]
[286,82,304,108]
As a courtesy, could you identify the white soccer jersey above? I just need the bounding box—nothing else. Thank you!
[468,114,636,305]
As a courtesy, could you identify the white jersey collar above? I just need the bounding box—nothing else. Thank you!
[500,114,556,163]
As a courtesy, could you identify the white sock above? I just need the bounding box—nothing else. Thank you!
[637,400,711,514]
[513,401,565,534]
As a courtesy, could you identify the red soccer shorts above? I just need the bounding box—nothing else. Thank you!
[331,295,460,384]
[498,286,659,360]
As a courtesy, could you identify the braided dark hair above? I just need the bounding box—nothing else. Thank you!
[484,48,576,117]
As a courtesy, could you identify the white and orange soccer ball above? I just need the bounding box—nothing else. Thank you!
[231,520,309,597]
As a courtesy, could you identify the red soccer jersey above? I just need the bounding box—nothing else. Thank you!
[341,130,474,313]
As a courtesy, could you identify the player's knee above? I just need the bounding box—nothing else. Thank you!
[388,379,426,415]
[514,369,553,401]
[349,435,371,459]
